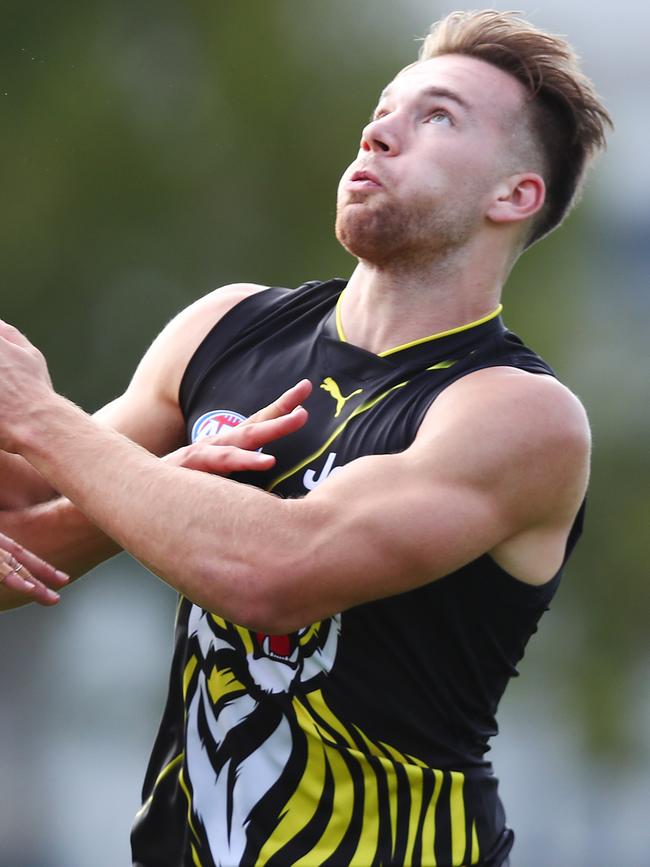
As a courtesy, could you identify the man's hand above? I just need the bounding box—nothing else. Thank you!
[0,532,69,607]
[0,320,54,453]
[164,380,312,475]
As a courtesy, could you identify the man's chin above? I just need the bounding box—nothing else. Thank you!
[334,210,396,265]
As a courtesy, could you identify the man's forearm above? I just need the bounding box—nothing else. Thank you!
[15,395,296,626]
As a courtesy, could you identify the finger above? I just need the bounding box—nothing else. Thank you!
[0,534,69,587]
[180,446,276,476]
[0,553,61,605]
[244,380,312,426]
[0,568,61,605]
[221,406,308,451]
[200,405,308,450]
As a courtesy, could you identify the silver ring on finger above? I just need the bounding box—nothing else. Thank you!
[0,561,24,584]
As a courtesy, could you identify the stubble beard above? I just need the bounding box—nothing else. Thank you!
[335,194,477,270]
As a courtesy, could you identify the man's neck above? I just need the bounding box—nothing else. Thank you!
[339,248,506,356]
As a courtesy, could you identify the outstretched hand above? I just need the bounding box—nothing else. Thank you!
[0,532,69,607]
[164,380,312,475]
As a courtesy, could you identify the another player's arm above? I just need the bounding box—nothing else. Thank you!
[0,347,589,629]
[0,283,267,609]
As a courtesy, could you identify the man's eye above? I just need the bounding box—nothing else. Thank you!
[428,111,452,125]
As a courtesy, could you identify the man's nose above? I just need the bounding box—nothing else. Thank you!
[359,116,400,154]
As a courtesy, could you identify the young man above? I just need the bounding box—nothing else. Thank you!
[0,11,612,867]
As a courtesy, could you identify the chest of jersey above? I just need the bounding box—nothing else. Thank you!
[182,286,493,499]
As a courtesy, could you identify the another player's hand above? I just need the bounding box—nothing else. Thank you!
[0,532,69,607]
[164,380,312,476]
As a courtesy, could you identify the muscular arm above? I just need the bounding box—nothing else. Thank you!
[0,282,267,609]
[1,348,590,631]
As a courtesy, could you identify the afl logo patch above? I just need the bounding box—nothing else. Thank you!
[191,409,247,443]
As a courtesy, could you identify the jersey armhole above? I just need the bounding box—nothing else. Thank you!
[483,498,585,602]
[178,278,338,415]
[178,286,289,413]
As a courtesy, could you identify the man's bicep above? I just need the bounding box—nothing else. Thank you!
[267,449,507,632]
[302,452,498,607]
[276,374,589,629]
[310,449,504,586]
[95,281,268,455]
[92,390,185,456]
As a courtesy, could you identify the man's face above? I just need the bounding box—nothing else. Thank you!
[335,54,529,266]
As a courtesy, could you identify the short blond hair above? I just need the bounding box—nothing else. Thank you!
[419,10,613,247]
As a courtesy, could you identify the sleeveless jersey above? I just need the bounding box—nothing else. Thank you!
[131,278,584,867]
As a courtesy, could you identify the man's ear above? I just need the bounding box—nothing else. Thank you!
[486,173,546,225]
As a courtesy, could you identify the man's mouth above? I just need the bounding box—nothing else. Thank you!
[349,169,382,187]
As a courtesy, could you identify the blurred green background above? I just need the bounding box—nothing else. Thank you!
[1,1,648,865]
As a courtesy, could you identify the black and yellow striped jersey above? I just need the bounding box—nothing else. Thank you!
[131,278,583,867]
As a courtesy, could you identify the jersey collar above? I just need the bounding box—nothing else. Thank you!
[324,281,504,367]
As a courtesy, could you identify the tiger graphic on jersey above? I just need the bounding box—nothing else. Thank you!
[183,605,342,865]
[178,604,481,867]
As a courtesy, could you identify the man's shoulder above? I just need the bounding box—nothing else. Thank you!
[178,282,269,331]
[159,283,268,369]
[427,366,589,445]
[124,283,268,411]
[410,367,589,584]
[416,366,590,518]
[177,278,342,338]
[423,367,590,462]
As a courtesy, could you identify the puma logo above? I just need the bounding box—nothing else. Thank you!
[320,377,363,418]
